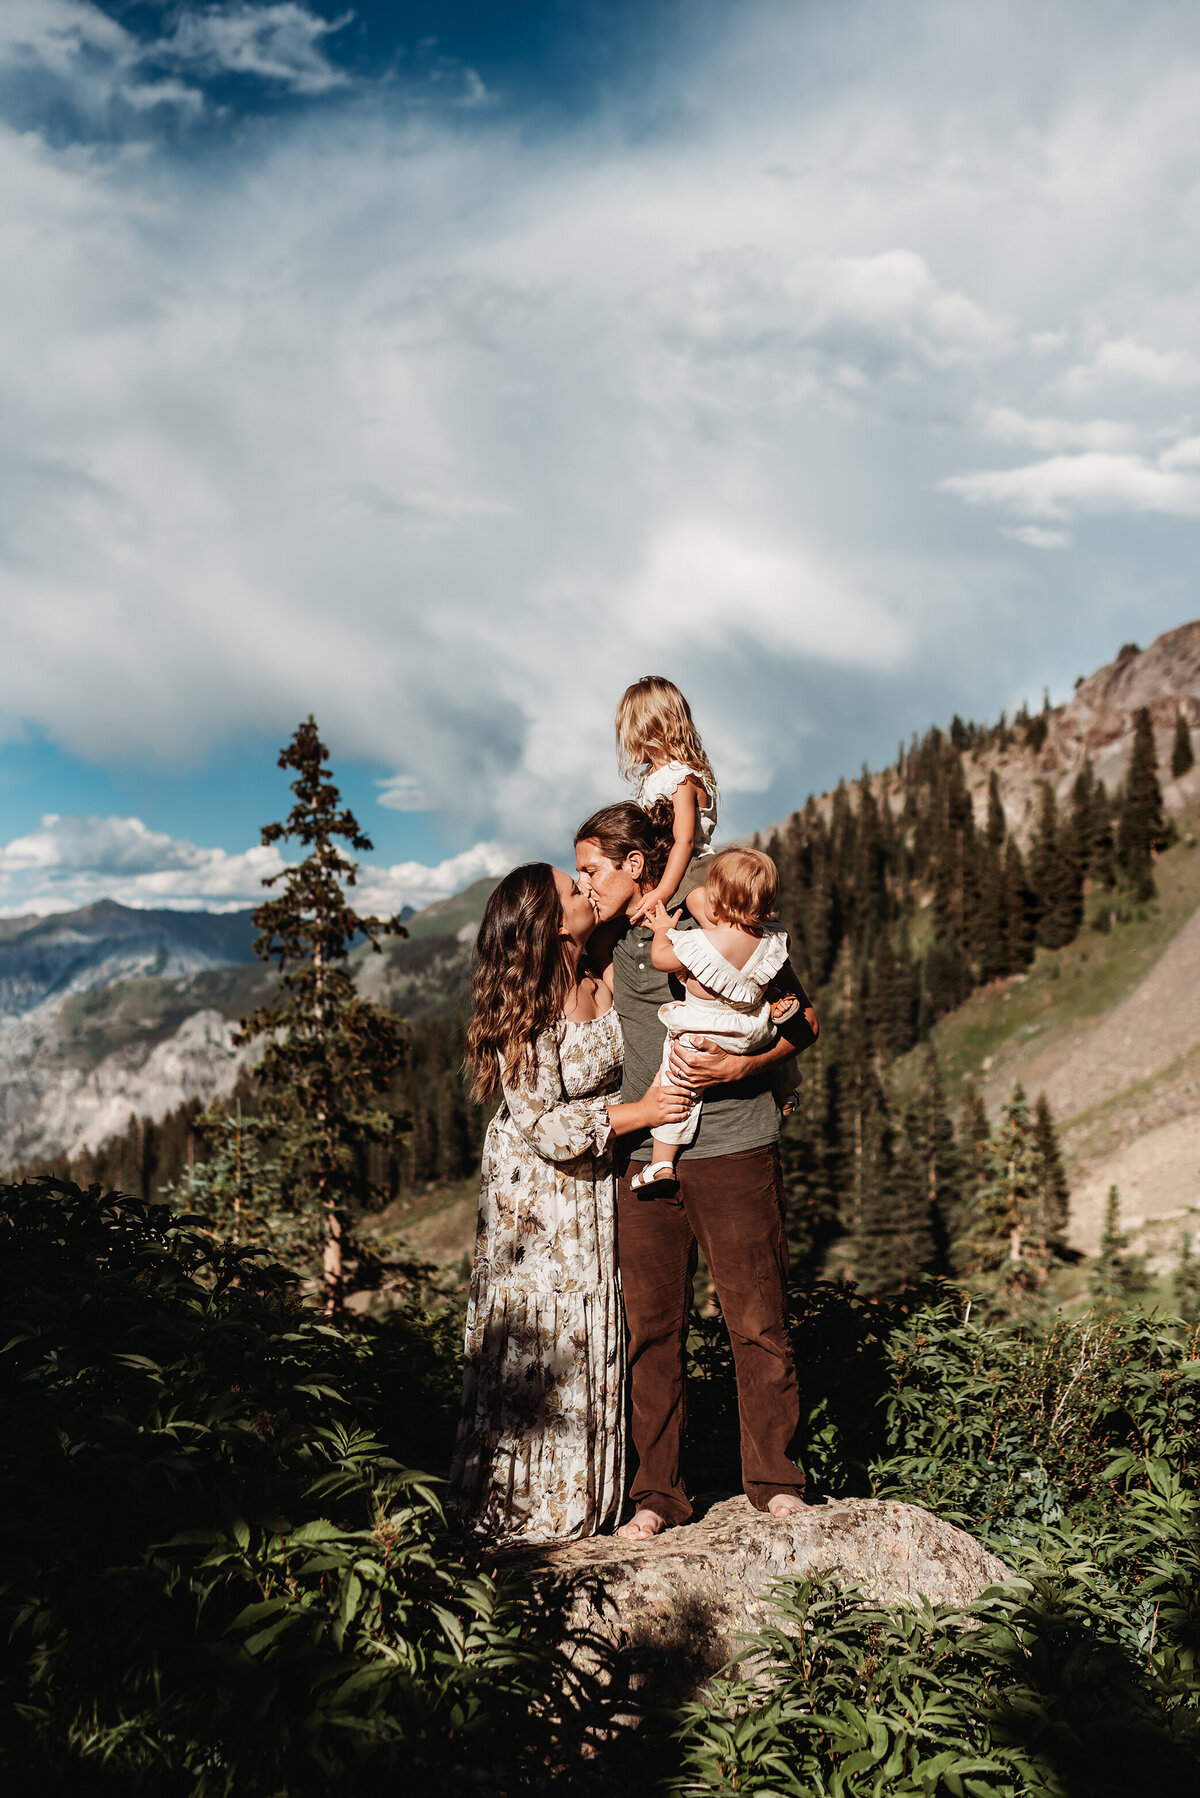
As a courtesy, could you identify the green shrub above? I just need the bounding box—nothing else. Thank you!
[0,1179,562,1794]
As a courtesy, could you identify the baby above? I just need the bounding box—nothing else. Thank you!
[631,846,801,1192]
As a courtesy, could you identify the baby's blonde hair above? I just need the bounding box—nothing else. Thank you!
[615,676,718,801]
[705,848,778,930]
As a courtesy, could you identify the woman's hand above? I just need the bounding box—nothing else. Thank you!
[641,1068,694,1129]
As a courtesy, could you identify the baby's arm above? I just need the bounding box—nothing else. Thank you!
[630,780,700,922]
[647,901,689,974]
[684,885,713,926]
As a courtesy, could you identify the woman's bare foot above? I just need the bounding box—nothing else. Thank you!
[617,1508,668,1540]
[766,1492,806,1518]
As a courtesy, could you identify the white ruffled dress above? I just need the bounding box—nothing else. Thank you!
[655,921,790,1147]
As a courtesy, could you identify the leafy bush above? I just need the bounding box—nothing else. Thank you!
[0,1179,564,1794]
[674,1285,1200,1793]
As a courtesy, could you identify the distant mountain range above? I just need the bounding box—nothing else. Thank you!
[0,881,499,1171]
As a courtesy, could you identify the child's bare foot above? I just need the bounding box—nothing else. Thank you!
[769,993,800,1024]
[617,1508,668,1540]
[766,1492,806,1518]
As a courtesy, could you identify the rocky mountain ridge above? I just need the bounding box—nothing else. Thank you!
[965,621,1200,844]
[0,886,495,1172]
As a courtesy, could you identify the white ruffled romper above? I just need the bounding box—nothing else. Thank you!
[655,921,791,1146]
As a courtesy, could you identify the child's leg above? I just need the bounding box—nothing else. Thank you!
[630,1032,701,1190]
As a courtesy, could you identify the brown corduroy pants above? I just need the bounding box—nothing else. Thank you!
[616,1144,804,1526]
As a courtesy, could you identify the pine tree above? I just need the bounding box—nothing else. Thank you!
[1069,761,1115,889]
[1003,840,1035,970]
[956,1085,1053,1316]
[906,1049,962,1267]
[1029,781,1082,950]
[1089,1184,1151,1307]
[856,1130,936,1297]
[1031,1091,1070,1248]
[985,770,1006,849]
[1171,710,1195,780]
[1176,1230,1200,1327]
[165,1103,304,1260]
[237,718,408,1313]
[1118,707,1169,901]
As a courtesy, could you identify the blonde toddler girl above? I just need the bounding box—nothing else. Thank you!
[632,847,801,1192]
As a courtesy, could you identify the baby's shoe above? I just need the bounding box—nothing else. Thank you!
[779,1088,802,1118]
[769,993,800,1025]
[630,1161,678,1194]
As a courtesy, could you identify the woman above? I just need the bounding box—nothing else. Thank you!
[448,863,692,1543]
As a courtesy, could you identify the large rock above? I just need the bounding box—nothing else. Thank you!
[496,1496,1009,1692]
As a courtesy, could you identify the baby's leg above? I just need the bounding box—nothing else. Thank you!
[631,1031,701,1191]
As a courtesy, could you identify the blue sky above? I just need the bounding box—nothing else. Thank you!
[1,0,1198,914]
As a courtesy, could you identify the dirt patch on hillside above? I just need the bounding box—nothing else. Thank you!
[983,901,1200,1124]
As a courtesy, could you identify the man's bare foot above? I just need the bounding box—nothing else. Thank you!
[616,1508,668,1540]
[766,1492,806,1518]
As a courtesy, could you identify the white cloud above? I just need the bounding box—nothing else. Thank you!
[375,774,429,811]
[1067,337,1200,392]
[942,453,1200,521]
[1001,524,1072,550]
[4,0,1200,871]
[620,519,909,670]
[980,406,1137,453]
[0,0,350,118]
[156,4,352,96]
[0,813,510,917]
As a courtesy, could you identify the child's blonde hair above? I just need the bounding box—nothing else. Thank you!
[705,848,778,930]
[615,676,718,800]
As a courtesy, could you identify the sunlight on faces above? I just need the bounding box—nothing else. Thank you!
[553,866,599,949]
[574,840,643,924]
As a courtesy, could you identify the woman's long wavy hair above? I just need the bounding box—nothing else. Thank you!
[573,800,675,892]
[466,863,572,1102]
[615,675,718,805]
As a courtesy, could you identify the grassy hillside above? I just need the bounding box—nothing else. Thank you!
[912,806,1200,1097]
[58,963,272,1067]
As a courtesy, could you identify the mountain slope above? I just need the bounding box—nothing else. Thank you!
[920,804,1200,1265]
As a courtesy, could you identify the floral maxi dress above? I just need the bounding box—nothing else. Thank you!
[448,1010,625,1543]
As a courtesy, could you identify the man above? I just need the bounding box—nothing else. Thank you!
[575,803,819,1540]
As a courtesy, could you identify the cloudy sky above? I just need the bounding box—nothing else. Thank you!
[1,0,1198,915]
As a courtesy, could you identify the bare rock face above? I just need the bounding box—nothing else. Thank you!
[496,1496,1009,1692]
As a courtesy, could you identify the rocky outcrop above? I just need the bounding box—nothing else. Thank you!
[495,1496,1009,1692]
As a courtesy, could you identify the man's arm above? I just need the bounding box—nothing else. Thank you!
[667,974,819,1091]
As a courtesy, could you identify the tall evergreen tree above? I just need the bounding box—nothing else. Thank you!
[905,1049,962,1267]
[1003,840,1035,970]
[985,770,1006,849]
[1176,1230,1200,1327]
[237,719,408,1313]
[1031,1091,1070,1248]
[1118,707,1169,900]
[1029,781,1081,950]
[856,1130,936,1297]
[1089,1184,1150,1308]
[1171,709,1195,779]
[956,1085,1053,1316]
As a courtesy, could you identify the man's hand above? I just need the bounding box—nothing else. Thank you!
[668,1026,804,1092]
[667,1035,745,1092]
